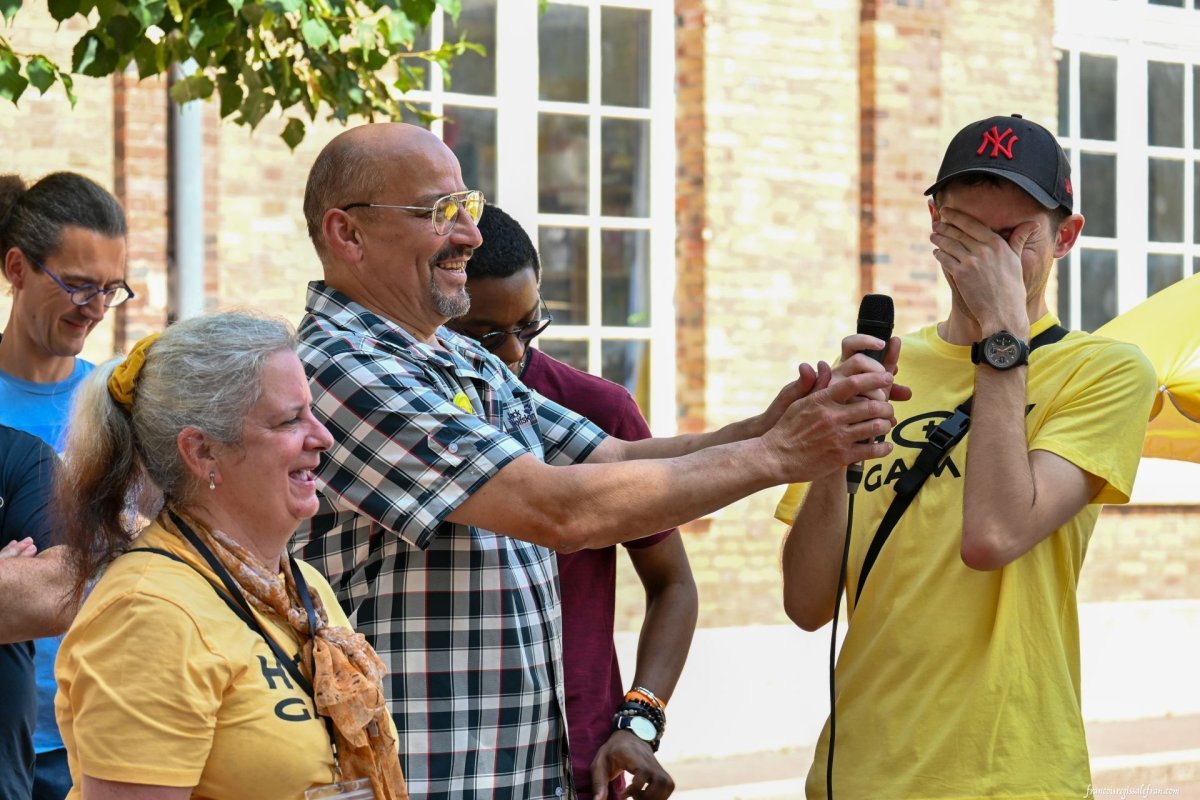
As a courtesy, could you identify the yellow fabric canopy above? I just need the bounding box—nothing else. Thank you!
[1095,272,1200,463]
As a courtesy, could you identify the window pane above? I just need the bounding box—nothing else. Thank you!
[1194,257,1200,274]
[1056,51,1070,137]
[539,114,589,214]
[1056,258,1072,324]
[399,102,432,127]
[601,230,650,327]
[1149,0,1184,6]
[444,0,496,96]
[601,118,650,217]
[1148,253,1184,295]
[1195,162,1200,243]
[539,4,588,102]
[601,340,650,420]
[538,227,588,324]
[1080,54,1117,141]
[601,7,650,108]
[1148,158,1184,242]
[1194,66,1200,146]
[1080,152,1117,237]
[1080,249,1118,331]
[1148,61,1184,147]
[409,27,432,91]
[538,340,587,372]
[444,106,497,204]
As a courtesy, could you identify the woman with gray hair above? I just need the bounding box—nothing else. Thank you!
[54,311,408,800]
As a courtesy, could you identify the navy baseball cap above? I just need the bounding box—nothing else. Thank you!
[924,114,1073,213]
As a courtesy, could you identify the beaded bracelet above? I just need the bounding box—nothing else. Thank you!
[627,685,666,712]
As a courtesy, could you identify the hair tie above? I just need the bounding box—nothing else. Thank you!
[107,332,161,410]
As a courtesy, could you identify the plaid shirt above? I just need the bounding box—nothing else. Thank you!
[293,282,606,800]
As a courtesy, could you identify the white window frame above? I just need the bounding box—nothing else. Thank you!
[1055,0,1200,503]
[410,0,678,433]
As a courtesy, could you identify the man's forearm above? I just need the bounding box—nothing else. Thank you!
[781,474,849,631]
[453,437,783,552]
[629,538,699,702]
[0,547,76,643]
[604,414,764,463]
[962,367,1036,564]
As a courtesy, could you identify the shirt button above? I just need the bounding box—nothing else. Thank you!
[555,789,563,797]
[448,443,459,453]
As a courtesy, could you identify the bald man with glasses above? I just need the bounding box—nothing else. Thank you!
[293,123,904,800]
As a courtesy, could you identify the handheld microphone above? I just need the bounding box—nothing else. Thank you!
[845,294,894,493]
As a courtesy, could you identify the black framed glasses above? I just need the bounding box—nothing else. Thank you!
[471,306,554,353]
[340,189,486,236]
[31,256,134,308]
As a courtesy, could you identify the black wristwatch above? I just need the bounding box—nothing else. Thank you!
[971,330,1030,370]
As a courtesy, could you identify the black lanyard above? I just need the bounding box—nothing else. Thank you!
[131,510,339,766]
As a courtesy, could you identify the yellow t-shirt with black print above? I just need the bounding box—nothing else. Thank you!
[56,520,390,799]
[776,314,1155,800]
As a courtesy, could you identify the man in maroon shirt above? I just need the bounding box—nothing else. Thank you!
[448,204,698,800]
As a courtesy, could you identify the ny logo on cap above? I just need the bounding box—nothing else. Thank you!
[977,126,1018,159]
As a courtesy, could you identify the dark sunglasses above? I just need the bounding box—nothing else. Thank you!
[471,306,554,353]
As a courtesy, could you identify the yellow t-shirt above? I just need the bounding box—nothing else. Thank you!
[776,315,1155,800]
[56,520,373,799]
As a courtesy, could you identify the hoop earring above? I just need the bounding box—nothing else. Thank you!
[208,472,216,491]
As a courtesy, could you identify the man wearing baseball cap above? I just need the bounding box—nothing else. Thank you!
[777,115,1156,798]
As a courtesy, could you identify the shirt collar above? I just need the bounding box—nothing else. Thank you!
[305,280,503,379]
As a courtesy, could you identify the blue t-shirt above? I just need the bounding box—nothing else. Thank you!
[0,356,93,755]
[0,424,57,797]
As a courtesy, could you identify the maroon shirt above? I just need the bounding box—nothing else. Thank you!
[519,348,674,798]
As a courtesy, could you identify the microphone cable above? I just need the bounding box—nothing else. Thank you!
[827,471,858,800]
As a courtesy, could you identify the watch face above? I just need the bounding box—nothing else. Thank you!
[626,715,657,742]
[985,332,1023,368]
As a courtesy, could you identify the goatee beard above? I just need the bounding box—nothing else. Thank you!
[431,282,470,318]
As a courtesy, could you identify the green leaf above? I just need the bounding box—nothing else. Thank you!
[72,32,118,77]
[280,117,306,150]
[384,9,414,47]
[132,37,165,78]
[239,2,263,24]
[434,0,460,22]
[105,13,142,52]
[239,86,273,127]
[59,72,77,107]
[0,0,21,24]
[185,18,205,49]
[47,0,80,22]
[168,72,214,104]
[125,0,166,30]
[166,0,182,22]
[300,17,330,50]
[25,56,57,94]
[227,0,244,13]
[0,51,29,104]
[217,71,244,118]
[398,0,435,28]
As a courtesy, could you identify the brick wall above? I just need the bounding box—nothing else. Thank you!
[675,0,708,437]
[211,116,345,322]
[1080,506,1200,602]
[113,68,170,346]
[645,0,863,630]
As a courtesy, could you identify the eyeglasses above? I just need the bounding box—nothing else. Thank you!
[30,256,134,308]
[469,305,554,353]
[340,190,486,236]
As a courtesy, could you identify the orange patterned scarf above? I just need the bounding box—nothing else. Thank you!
[163,510,408,800]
